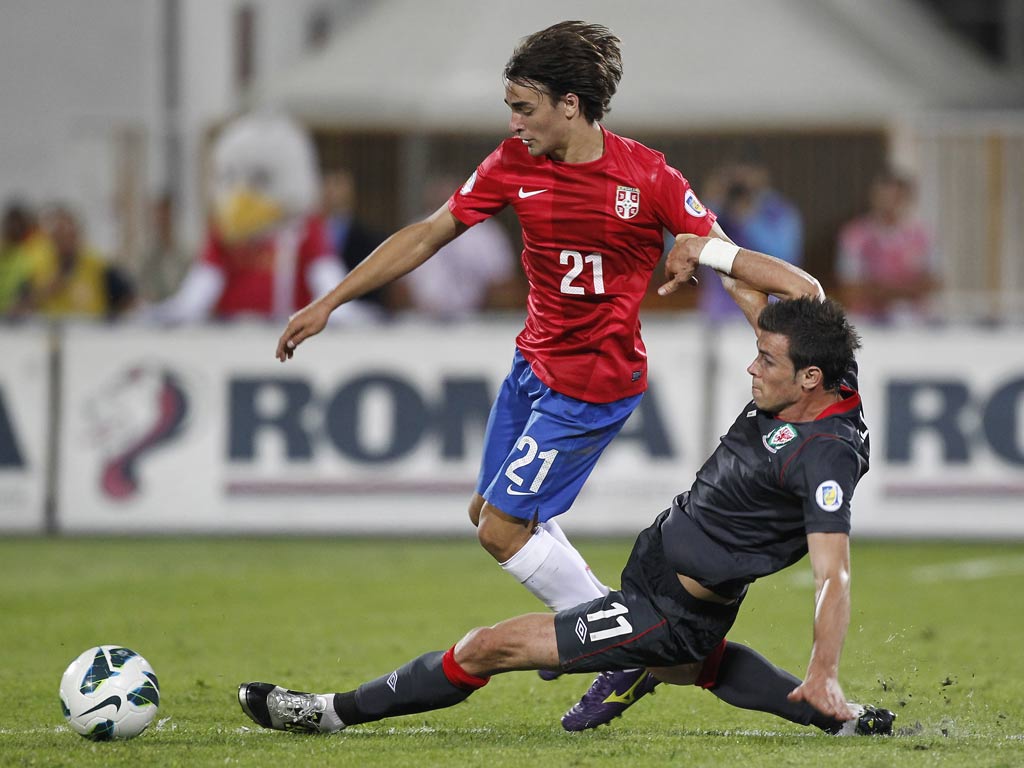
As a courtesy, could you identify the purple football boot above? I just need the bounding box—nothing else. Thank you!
[561,669,658,731]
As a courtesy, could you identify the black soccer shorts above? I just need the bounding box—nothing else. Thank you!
[554,518,743,673]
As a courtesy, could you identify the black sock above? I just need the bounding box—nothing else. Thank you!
[705,642,843,732]
[334,649,486,726]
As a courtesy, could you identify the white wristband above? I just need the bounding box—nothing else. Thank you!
[697,238,740,275]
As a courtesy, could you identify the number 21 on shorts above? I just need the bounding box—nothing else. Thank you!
[504,436,558,495]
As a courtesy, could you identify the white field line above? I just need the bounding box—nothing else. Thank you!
[0,718,173,737]
[780,554,1024,589]
[0,726,70,735]
[234,725,496,736]
[910,555,1024,584]
[4,724,1020,740]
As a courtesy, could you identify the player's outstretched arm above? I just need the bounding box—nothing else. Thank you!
[729,245,823,303]
[787,532,854,721]
[275,206,465,360]
[660,223,823,329]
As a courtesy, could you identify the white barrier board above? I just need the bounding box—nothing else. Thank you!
[57,321,705,534]
[0,326,50,532]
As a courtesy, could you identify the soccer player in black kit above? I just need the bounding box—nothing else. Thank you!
[239,296,895,738]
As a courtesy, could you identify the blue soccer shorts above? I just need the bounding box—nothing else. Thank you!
[476,349,642,523]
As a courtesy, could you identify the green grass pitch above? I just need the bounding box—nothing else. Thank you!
[2,536,1023,767]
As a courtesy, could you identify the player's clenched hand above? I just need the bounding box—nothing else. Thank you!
[276,301,332,361]
[658,233,702,296]
[787,675,854,722]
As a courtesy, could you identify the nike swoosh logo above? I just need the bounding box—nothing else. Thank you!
[80,695,121,716]
[518,187,548,199]
[506,485,534,496]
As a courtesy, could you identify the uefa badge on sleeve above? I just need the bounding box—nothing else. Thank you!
[684,189,707,218]
[815,481,844,512]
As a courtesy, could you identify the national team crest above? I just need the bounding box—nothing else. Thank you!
[615,186,640,220]
[762,423,798,453]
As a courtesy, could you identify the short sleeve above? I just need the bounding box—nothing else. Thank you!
[784,436,862,534]
[652,164,717,237]
[449,146,509,227]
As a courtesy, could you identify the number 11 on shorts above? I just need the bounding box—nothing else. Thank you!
[579,602,633,642]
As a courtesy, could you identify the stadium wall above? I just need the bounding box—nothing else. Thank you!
[0,320,1021,538]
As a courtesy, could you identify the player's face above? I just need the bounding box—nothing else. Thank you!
[747,332,803,413]
[505,82,569,158]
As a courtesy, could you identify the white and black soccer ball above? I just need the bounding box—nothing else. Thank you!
[59,645,160,740]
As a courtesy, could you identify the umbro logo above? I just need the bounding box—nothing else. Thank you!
[518,187,548,199]
[575,617,587,644]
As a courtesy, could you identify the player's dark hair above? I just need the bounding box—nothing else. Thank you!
[503,21,622,123]
[757,297,862,391]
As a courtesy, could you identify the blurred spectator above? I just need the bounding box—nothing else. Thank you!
[27,204,136,319]
[321,168,388,314]
[1,201,49,317]
[391,175,519,321]
[836,169,937,323]
[146,113,373,324]
[697,163,803,322]
[139,191,190,302]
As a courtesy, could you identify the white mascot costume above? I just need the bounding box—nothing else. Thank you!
[154,113,365,323]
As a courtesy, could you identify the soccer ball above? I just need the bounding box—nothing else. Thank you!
[59,645,160,740]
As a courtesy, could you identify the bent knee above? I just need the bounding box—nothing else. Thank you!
[475,514,507,558]
[468,493,485,527]
[476,508,531,562]
[454,626,505,675]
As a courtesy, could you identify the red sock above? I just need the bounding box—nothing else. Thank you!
[442,646,490,691]
[695,638,728,689]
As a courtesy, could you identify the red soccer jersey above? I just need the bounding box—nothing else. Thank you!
[449,126,716,403]
[201,215,330,318]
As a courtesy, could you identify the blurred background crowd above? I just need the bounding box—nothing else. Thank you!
[1,0,1022,328]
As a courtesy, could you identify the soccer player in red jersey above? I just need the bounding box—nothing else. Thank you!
[275,22,821,619]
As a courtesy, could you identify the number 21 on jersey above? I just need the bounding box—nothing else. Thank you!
[560,250,605,295]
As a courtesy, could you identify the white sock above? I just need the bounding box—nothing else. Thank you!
[500,527,605,611]
[540,520,611,597]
